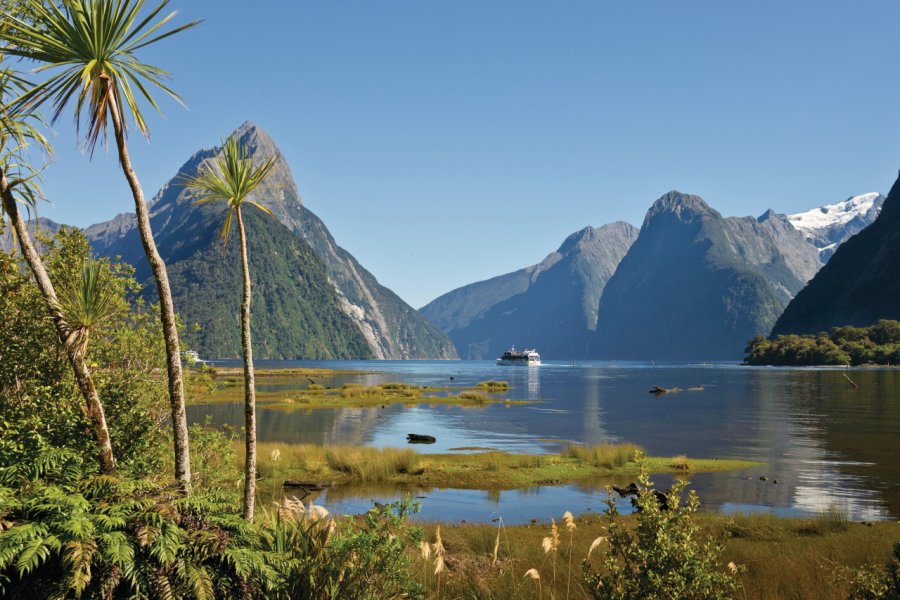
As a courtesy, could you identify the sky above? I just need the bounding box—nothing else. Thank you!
[17,0,900,308]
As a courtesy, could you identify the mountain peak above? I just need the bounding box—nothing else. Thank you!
[757,208,778,222]
[646,191,715,225]
[228,121,281,159]
[787,192,886,261]
[557,226,596,253]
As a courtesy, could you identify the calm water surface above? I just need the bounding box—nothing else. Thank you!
[189,361,900,524]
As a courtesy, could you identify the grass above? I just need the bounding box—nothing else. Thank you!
[324,447,421,481]
[189,370,525,410]
[416,512,899,599]
[476,381,511,391]
[561,443,641,468]
[249,442,761,491]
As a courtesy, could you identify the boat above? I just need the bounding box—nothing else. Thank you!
[496,347,541,366]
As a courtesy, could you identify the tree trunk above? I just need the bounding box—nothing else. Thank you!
[236,207,257,520]
[106,90,191,493]
[0,170,116,473]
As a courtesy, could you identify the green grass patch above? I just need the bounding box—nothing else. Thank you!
[190,372,534,409]
[251,442,761,491]
[475,380,510,391]
[422,512,899,600]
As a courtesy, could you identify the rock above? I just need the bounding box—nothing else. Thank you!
[407,433,437,444]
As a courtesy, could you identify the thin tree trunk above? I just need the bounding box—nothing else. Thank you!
[0,170,116,473]
[236,207,257,520]
[105,89,191,493]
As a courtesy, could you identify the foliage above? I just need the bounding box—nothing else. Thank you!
[52,258,119,357]
[1,0,200,151]
[745,320,900,366]
[844,542,900,600]
[0,448,423,599]
[583,454,742,600]
[268,498,424,600]
[180,135,278,247]
[0,227,170,476]
[165,207,373,360]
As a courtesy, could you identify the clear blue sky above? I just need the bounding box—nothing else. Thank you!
[26,0,900,308]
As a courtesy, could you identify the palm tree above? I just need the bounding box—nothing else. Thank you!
[0,69,117,472]
[182,136,277,520]
[0,0,201,492]
[53,258,120,358]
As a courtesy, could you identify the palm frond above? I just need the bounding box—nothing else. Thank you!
[0,0,201,153]
[179,136,278,246]
[51,257,119,357]
[0,67,52,214]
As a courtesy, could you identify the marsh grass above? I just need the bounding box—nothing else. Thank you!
[248,442,753,492]
[324,447,420,481]
[455,391,493,405]
[379,382,418,390]
[195,371,530,409]
[671,454,691,470]
[476,380,511,391]
[562,443,642,468]
[419,512,898,600]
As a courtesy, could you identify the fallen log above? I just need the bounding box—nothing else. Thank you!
[649,385,704,395]
[407,433,437,444]
[282,480,337,491]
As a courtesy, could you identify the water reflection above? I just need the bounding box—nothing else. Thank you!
[193,361,900,522]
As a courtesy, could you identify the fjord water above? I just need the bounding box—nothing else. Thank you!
[189,361,900,524]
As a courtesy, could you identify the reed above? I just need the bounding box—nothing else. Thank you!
[476,380,511,391]
[562,443,642,468]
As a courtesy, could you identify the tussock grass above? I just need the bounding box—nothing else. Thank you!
[254,443,421,484]
[455,391,493,405]
[379,382,418,390]
[306,383,325,391]
[420,513,898,600]
[671,454,691,470]
[475,381,510,391]
[248,442,754,490]
[562,443,642,468]
[324,447,420,481]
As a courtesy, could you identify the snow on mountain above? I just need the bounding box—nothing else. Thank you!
[787,192,885,261]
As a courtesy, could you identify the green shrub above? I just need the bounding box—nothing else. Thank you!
[0,448,423,599]
[844,542,900,600]
[583,454,742,599]
[0,228,170,476]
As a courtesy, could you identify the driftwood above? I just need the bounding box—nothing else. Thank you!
[407,433,436,444]
[649,385,704,396]
[283,480,337,491]
[841,371,858,389]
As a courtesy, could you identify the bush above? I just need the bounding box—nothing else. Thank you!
[0,228,171,476]
[844,542,900,600]
[0,448,423,599]
[583,454,742,600]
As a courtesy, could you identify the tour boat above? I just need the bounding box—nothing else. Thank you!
[497,347,541,366]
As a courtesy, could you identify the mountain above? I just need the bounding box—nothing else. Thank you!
[86,122,457,360]
[421,222,639,359]
[0,217,63,252]
[787,192,885,261]
[772,173,900,335]
[594,192,821,361]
